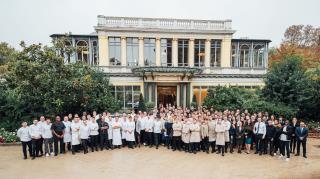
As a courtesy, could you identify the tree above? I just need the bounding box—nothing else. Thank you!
[0,41,119,130]
[137,93,146,112]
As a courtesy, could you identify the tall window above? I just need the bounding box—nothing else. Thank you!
[109,37,121,66]
[231,43,238,67]
[91,41,98,65]
[210,40,221,67]
[160,39,172,66]
[178,39,188,66]
[64,40,72,63]
[253,44,265,68]
[239,44,250,67]
[194,39,205,67]
[111,85,141,109]
[76,40,89,63]
[126,38,139,66]
[144,38,156,66]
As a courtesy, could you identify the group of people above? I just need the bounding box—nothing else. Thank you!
[17,106,309,161]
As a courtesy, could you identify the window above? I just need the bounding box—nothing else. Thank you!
[178,39,188,66]
[160,39,172,66]
[109,37,121,66]
[194,39,205,67]
[144,38,156,66]
[126,38,139,66]
[111,85,141,109]
[231,43,238,67]
[91,41,98,65]
[64,40,72,63]
[253,44,265,68]
[239,44,250,67]
[76,40,89,63]
[210,40,221,67]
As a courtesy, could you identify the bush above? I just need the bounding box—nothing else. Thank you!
[0,128,18,143]
[145,102,155,112]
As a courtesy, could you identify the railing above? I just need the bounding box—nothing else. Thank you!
[97,15,232,31]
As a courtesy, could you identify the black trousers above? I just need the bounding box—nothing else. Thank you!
[290,136,297,153]
[140,130,146,144]
[191,142,200,153]
[230,135,236,152]
[165,136,172,148]
[100,133,109,149]
[31,138,41,157]
[255,134,263,153]
[273,139,280,154]
[146,132,153,146]
[209,141,216,152]
[72,144,80,153]
[264,138,273,154]
[297,139,307,156]
[53,137,65,155]
[217,145,225,155]
[154,133,161,148]
[81,139,88,153]
[135,132,140,146]
[127,141,134,148]
[39,137,44,155]
[201,137,209,152]
[280,140,290,158]
[90,135,99,151]
[172,136,181,150]
[22,141,32,158]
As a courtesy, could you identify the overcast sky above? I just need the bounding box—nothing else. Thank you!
[1,0,319,49]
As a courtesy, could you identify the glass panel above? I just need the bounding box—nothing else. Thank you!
[240,44,250,67]
[210,40,221,67]
[133,86,141,92]
[231,43,238,67]
[178,39,188,66]
[253,44,265,68]
[76,40,89,63]
[126,38,139,66]
[144,38,156,66]
[116,86,124,108]
[194,39,205,67]
[125,86,132,109]
[109,37,121,66]
[160,39,172,66]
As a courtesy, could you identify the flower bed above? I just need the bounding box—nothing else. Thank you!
[0,128,19,143]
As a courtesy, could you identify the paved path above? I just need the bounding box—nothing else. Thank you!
[0,139,319,179]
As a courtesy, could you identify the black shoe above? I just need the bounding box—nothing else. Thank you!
[32,156,35,160]
[254,151,258,154]
[72,152,75,155]
[303,155,307,158]
[259,153,262,156]
[295,154,300,156]
[24,156,27,160]
[54,153,58,156]
[222,153,224,156]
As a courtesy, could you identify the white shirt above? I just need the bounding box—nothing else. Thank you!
[89,122,99,136]
[153,120,163,133]
[42,123,53,139]
[145,117,154,132]
[29,124,42,138]
[17,127,31,142]
[79,124,90,139]
[140,116,148,130]
[254,122,267,137]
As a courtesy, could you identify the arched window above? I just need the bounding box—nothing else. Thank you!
[239,44,250,67]
[92,41,98,65]
[253,44,265,68]
[231,43,238,67]
[76,40,89,63]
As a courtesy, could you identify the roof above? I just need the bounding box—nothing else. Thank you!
[232,38,271,43]
[50,33,98,38]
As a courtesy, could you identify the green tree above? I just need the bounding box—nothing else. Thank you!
[138,93,146,112]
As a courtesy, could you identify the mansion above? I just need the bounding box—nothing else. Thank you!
[50,15,271,109]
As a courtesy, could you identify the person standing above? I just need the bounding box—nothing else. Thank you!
[51,116,66,156]
[89,117,99,152]
[290,117,299,154]
[280,120,293,161]
[112,114,122,148]
[62,116,72,152]
[38,116,46,157]
[223,116,231,153]
[153,114,163,149]
[273,120,282,156]
[295,121,308,158]
[17,122,32,159]
[190,119,201,154]
[42,118,54,157]
[134,115,142,148]
[71,115,81,155]
[106,114,114,149]
[215,117,226,156]
[79,119,90,154]
[181,118,191,152]
[235,121,245,153]
[164,115,173,149]
[145,113,154,147]
[254,117,266,155]
[208,117,217,153]
[264,120,276,156]
[120,113,127,147]
[29,119,42,159]
[172,117,182,151]
[200,120,209,153]
[229,120,237,153]
[97,115,109,150]
[125,115,136,149]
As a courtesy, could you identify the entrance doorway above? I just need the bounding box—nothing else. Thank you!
[157,86,177,107]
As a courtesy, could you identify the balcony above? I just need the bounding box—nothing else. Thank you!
[96,15,233,32]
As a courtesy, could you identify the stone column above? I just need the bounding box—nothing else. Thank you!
[205,39,211,68]
[155,38,161,66]
[220,36,232,68]
[121,36,126,66]
[172,38,178,67]
[180,83,184,108]
[98,35,109,66]
[144,82,149,102]
[138,37,144,67]
[188,39,194,67]
[186,83,191,107]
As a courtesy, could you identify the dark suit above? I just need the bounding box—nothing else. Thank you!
[280,125,293,158]
[264,125,276,155]
[290,122,300,153]
[295,127,308,156]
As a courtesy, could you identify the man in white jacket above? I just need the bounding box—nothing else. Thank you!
[42,118,54,157]
[29,119,42,159]
[17,122,32,159]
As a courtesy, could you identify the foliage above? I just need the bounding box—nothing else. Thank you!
[137,93,146,112]
[0,128,18,143]
[0,40,119,131]
[145,101,155,112]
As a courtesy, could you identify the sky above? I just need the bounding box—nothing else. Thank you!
[0,0,319,49]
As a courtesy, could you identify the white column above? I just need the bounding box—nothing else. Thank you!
[138,37,144,67]
[98,35,109,66]
[121,36,126,66]
[205,39,211,68]
[172,38,178,66]
[221,36,232,68]
[188,39,194,67]
[156,38,161,66]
